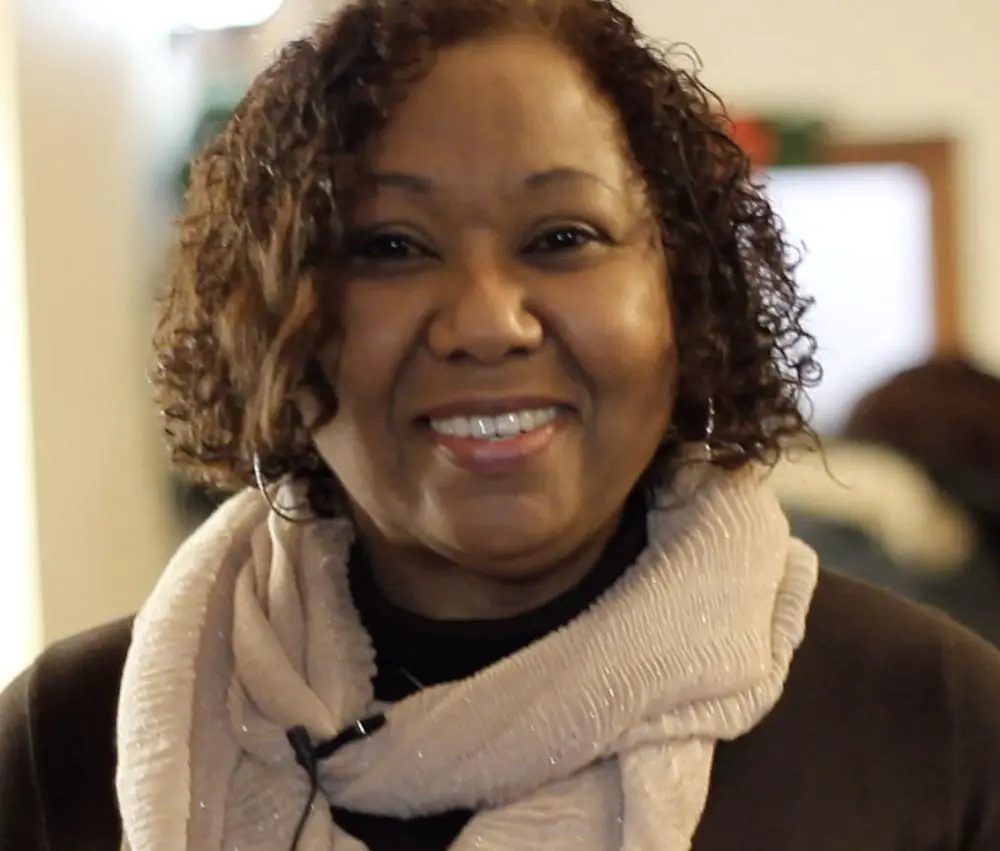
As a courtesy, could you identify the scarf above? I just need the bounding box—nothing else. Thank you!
[116,464,818,851]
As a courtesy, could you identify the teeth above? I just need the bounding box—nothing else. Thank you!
[430,407,560,440]
[495,412,520,437]
[471,417,496,438]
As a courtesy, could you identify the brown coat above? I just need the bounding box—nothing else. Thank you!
[2,569,1000,851]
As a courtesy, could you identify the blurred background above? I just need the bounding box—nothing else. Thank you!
[2,0,999,687]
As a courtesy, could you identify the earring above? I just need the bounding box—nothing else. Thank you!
[252,451,309,522]
[701,397,716,462]
[252,450,269,494]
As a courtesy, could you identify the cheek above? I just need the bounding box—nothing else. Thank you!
[611,285,673,373]
[556,267,675,398]
[330,284,422,421]
[310,286,422,488]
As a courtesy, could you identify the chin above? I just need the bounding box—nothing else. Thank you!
[430,506,576,576]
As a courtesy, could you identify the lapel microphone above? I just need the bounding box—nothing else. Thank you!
[285,713,388,851]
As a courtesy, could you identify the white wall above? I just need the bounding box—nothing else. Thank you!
[764,164,936,432]
[624,0,1000,370]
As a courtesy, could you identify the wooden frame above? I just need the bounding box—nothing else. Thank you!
[820,138,961,354]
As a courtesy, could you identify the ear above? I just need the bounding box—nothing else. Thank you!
[294,358,339,431]
[293,387,323,431]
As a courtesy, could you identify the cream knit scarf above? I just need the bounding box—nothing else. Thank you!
[117,464,818,851]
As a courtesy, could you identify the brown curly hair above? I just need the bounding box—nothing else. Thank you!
[153,0,819,516]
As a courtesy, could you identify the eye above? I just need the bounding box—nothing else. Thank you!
[349,232,431,263]
[524,225,606,255]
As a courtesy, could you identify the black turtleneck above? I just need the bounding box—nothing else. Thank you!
[334,490,648,849]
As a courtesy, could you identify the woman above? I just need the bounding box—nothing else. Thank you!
[2,1,998,849]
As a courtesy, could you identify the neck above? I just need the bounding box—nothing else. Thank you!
[354,510,627,621]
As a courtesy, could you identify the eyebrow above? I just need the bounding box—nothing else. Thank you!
[367,166,616,195]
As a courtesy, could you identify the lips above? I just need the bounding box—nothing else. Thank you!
[428,406,561,440]
[414,397,575,475]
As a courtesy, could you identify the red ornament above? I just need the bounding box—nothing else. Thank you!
[730,116,778,169]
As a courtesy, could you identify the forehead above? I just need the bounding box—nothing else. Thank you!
[367,34,635,189]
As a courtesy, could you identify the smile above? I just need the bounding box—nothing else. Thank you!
[419,402,573,476]
[428,406,560,441]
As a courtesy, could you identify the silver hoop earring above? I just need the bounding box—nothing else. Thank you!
[251,450,269,494]
[252,451,309,522]
[701,397,716,461]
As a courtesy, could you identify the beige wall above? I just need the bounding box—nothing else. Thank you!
[14,1,176,646]
[0,0,42,686]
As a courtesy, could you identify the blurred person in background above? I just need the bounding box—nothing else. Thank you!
[2,1,999,850]
[770,356,1000,646]
[847,356,1000,556]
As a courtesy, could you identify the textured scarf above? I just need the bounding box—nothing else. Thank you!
[116,464,818,851]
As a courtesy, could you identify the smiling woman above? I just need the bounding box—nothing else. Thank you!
[1,1,999,851]
[303,36,677,613]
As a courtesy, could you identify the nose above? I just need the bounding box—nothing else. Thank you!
[426,259,544,365]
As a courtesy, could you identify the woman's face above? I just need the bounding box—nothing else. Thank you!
[311,34,676,587]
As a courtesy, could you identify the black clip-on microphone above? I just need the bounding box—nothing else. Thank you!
[285,713,388,851]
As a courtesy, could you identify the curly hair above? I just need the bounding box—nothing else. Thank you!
[153,0,819,516]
